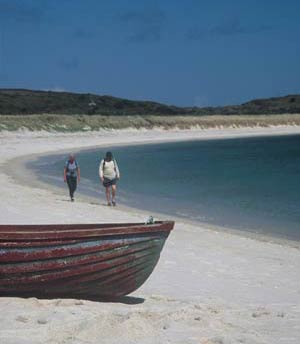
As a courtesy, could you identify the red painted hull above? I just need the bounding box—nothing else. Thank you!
[0,221,174,299]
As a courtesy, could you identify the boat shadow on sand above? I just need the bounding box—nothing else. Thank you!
[15,294,145,305]
[92,295,145,304]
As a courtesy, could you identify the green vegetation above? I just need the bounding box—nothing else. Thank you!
[1,114,300,132]
[0,89,300,116]
[0,89,185,116]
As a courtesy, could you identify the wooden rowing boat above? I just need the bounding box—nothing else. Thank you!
[0,221,174,299]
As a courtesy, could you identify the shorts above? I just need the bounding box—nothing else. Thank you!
[103,178,117,187]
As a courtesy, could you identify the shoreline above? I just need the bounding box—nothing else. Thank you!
[3,125,300,248]
[1,127,300,343]
[12,156,300,250]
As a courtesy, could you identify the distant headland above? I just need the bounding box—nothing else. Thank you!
[0,89,299,116]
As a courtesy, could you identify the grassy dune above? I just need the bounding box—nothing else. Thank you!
[1,114,300,132]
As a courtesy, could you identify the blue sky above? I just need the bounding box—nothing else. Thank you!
[0,0,299,106]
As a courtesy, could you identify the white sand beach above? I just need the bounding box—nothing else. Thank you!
[0,126,300,344]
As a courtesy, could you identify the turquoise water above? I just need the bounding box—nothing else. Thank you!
[30,134,300,240]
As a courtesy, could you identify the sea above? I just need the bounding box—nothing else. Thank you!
[29,134,300,241]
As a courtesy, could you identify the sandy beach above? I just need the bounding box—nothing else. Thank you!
[1,126,300,344]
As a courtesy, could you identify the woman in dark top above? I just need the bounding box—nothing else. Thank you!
[64,154,80,202]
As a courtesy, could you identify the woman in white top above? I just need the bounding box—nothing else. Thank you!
[99,151,120,206]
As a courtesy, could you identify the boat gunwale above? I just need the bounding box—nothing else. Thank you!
[0,221,174,231]
[0,221,174,241]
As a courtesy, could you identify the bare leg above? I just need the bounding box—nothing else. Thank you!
[105,187,111,205]
[111,185,117,205]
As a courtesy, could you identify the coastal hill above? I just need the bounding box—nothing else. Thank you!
[0,89,300,116]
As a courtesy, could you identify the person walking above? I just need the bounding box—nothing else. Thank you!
[64,154,80,202]
[99,151,120,206]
